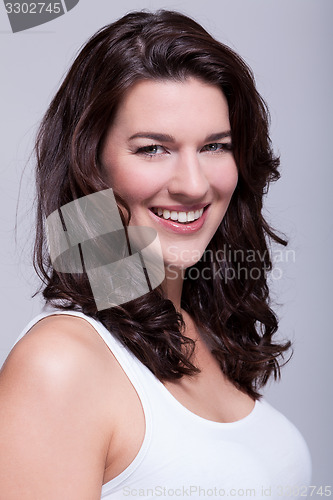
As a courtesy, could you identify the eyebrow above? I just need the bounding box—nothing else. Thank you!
[128,131,232,143]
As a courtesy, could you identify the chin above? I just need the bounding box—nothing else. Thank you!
[163,239,211,267]
[164,251,205,273]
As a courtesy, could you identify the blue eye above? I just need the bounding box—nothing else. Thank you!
[202,143,232,152]
[136,145,166,156]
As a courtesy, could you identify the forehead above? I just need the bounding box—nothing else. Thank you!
[110,77,230,137]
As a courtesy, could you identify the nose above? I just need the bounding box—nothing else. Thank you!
[167,151,209,200]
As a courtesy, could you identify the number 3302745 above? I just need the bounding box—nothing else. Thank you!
[5,3,62,14]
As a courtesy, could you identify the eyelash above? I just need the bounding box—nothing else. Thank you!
[135,142,233,157]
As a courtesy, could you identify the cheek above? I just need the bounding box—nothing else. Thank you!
[212,162,239,199]
[106,161,165,206]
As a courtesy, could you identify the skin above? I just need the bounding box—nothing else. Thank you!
[0,78,254,499]
[100,77,239,307]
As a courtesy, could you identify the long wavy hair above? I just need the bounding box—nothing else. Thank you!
[34,9,291,399]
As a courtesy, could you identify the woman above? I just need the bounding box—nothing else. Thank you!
[0,10,311,499]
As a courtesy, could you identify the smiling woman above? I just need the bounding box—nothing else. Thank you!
[100,78,238,269]
[0,9,311,500]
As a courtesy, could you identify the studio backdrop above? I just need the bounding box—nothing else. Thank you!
[0,0,332,487]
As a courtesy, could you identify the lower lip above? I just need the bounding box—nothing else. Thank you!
[148,207,209,234]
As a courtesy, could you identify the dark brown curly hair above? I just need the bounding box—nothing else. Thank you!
[34,9,291,399]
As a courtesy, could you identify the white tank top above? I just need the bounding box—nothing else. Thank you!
[16,309,311,499]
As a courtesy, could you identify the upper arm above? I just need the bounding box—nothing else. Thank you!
[0,316,112,500]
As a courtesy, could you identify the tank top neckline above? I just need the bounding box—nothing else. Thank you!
[35,307,259,428]
[156,377,259,427]
[15,308,312,498]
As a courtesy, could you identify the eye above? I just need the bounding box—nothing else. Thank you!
[201,142,233,153]
[136,145,167,156]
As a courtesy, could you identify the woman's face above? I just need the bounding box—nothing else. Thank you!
[100,77,238,269]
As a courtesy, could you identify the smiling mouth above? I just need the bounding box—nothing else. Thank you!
[150,206,208,224]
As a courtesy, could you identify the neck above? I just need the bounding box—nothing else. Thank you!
[162,265,185,312]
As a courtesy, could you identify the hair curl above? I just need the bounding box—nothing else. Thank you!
[34,9,290,399]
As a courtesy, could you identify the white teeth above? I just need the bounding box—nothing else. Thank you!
[152,207,206,223]
[178,212,187,223]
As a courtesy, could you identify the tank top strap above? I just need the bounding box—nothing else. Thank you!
[14,308,154,489]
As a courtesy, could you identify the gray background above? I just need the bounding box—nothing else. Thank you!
[0,0,332,487]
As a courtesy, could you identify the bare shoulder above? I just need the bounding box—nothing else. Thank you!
[0,314,120,499]
[2,314,116,383]
[0,313,123,438]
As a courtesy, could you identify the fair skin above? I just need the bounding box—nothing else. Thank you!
[0,78,254,499]
[101,77,238,294]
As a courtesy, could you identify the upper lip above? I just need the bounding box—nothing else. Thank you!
[150,203,210,212]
